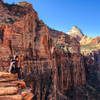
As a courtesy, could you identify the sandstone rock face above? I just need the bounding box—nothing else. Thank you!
[67,26,84,41]
[84,50,100,82]
[68,27,100,83]
[0,1,96,100]
[80,37,100,54]
[49,30,86,86]
[67,26,100,54]
[68,26,100,100]
[0,72,34,100]
[80,36,100,85]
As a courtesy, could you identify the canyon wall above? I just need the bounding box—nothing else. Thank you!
[0,1,100,100]
[67,26,100,100]
[84,50,100,85]
[67,26,100,84]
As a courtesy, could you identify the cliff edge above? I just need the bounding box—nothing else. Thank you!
[0,72,34,100]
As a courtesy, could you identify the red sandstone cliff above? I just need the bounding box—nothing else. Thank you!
[0,72,34,100]
[0,1,99,100]
[67,26,100,100]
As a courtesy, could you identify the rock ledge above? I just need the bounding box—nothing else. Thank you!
[0,72,34,100]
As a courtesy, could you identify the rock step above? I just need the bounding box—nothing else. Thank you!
[0,87,18,96]
[0,72,18,82]
[0,82,17,87]
[0,72,18,78]
[19,88,32,97]
[0,88,33,100]
[23,93,34,100]
[0,95,22,100]
[0,72,34,100]
[19,88,34,100]
[0,77,18,82]
[0,80,26,87]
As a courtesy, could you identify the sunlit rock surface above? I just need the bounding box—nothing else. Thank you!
[67,26,84,41]
[0,1,100,100]
[0,72,34,100]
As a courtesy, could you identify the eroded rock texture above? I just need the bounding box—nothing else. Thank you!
[0,72,34,100]
[84,50,100,84]
[0,1,99,100]
[67,26,100,100]
[49,29,86,99]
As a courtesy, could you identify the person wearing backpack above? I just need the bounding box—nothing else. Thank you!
[9,55,21,80]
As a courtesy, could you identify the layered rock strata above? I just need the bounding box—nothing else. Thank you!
[0,72,34,100]
[0,1,89,100]
[67,26,100,100]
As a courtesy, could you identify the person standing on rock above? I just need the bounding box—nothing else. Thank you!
[9,55,21,80]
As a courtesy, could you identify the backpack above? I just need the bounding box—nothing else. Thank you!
[11,61,17,73]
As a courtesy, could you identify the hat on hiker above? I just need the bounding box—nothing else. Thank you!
[13,55,19,60]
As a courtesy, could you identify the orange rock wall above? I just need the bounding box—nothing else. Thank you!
[0,2,86,100]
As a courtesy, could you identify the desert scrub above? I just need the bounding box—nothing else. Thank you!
[53,40,57,46]
[17,2,32,8]
[5,18,14,24]
[81,44,98,50]
[53,40,69,52]
[80,44,100,54]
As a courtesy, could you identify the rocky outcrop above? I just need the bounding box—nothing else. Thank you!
[67,26,100,99]
[80,37,100,54]
[67,26,84,41]
[67,26,100,54]
[67,26,100,78]
[0,1,99,100]
[80,36,100,83]
[0,72,34,100]
[84,50,100,83]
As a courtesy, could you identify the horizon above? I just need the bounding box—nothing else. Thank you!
[4,0,100,37]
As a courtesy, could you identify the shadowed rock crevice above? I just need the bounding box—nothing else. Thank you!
[0,29,4,43]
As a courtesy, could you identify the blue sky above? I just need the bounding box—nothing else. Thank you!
[4,0,100,37]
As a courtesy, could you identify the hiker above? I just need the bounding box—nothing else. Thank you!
[9,55,21,80]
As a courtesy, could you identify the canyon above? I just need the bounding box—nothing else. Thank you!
[67,26,100,100]
[0,1,100,100]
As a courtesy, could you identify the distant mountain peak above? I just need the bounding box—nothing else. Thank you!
[67,26,84,41]
[72,26,79,30]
